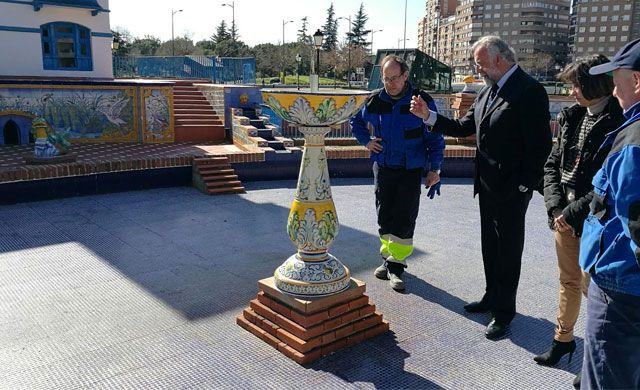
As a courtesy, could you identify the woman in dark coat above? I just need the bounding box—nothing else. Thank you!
[536,55,625,368]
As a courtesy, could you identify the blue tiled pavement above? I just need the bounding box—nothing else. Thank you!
[0,178,582,389]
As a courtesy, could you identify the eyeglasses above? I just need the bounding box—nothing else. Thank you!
[382,72,405,84]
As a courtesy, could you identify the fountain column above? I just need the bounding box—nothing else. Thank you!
[237,89,389,365]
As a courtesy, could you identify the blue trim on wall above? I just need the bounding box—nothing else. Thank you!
[0,1,33,5]
[0,0,109,13]
[0,25,40,33]
[91,32,112,38]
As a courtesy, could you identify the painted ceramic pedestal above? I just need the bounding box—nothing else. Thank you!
[262,89,370,297]
[236,89,389,365]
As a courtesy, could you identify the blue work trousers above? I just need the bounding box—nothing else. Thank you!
[581,281,640,389]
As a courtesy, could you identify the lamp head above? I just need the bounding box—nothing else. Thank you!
[313,29,324,48]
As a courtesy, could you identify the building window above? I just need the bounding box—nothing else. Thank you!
[40,22,92,71]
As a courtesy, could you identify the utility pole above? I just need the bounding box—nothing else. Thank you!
[338,16,352,87]
[171,9,183,56]
[282,19,294,83]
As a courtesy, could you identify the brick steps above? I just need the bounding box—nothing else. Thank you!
[175,118,223,126]
[192,156,245,195]
[172,81,225,142]
[237,277,389,365]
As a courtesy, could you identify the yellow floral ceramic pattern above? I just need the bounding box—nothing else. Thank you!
[287,199,338,252]
[261,90,370,126]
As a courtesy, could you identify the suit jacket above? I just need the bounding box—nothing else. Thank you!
[434,67,552,198]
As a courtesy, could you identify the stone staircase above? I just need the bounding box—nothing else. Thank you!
[192,156,245,195]
[230,107,299,156]
[173,81,225,142]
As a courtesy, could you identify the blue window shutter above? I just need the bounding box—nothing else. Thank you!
[40,22,93,71]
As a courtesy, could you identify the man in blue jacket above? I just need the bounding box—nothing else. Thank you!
[350,55,445,291]
[579,38,640,389]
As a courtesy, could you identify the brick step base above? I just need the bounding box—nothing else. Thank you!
[174,99,211,105]
[175,118,223,126]
[237,277,389,365]
[175,109,219,115]
[192,156,245,195]
[174,125,225,142]
[174,96,207,102]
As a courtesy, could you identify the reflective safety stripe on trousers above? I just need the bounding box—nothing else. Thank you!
[379,234,414,262]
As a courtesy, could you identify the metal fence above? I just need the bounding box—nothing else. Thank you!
[113,56,256,84]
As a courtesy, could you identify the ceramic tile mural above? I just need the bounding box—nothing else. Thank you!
[141,87,173,142]
[0,86,138,142]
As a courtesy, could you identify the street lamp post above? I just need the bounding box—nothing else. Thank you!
[221,2,235,42]
[403,0,408,50]
[370,29,383,56]
[397,37,410,49]
[296,53,302,90]
[171,9,183,56]
[434,5,441,61]
[282,19,294,83]
[311,29,324,92]
[338,16,352,88]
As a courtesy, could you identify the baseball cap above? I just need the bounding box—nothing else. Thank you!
[589,38,640,75]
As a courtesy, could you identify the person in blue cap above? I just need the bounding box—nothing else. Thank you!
[578,38,640,389]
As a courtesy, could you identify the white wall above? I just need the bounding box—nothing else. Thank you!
[0,0,112,78]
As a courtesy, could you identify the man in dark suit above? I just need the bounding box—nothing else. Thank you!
[410,35,552,339]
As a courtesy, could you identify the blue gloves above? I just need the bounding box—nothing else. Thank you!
[426,182,441,199]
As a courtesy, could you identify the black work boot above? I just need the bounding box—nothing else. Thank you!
[374,260,389,280]
[386,259,405,291]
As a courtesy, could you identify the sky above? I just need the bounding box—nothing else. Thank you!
[108,0,426,52]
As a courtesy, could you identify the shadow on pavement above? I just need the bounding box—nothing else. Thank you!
[397,271,581,374]
[309,331,444,389]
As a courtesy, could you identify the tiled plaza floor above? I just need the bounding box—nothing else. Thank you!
[0,178,581,389]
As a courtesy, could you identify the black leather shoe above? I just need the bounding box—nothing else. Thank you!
[533,339,576,366]
[485,318,508,340]
[464,300,490,313]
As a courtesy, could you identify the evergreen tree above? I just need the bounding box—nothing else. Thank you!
[230,20,239,42]
[321,3,338,51]
[211,20,231,44]
[297,16,311,44]
[347,3,371,49]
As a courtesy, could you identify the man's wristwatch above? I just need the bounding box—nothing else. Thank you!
[429,169,441,175]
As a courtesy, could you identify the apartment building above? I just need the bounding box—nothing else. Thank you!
[572,0,640,58]
[417,0,457,57]
[421,0,571,81]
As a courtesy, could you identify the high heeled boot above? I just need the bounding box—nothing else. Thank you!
[533,339,576,366]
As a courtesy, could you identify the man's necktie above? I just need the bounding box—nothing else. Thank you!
[487,84,499,109]
[489,84,498,101]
